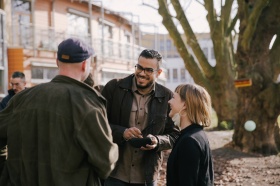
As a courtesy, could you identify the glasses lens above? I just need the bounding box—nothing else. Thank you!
[135,64,155,75]
[145,68,154,75]
[135,64,143,71]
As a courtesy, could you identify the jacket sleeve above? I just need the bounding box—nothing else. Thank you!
[156,118,180,151]
[155,90,180,151]
[0,96,8,111]
[177,137,201,186]
[0,99,13,145]
[76,108,118,179]
[101,79,127,144]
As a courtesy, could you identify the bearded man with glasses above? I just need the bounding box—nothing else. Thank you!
[102,49,180,186]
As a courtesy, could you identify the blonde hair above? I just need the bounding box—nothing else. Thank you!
[175,84,212,127]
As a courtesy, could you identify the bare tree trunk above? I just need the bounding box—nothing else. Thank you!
[157,0,280,155]
[232,0,280,154]
[233,89,278,154]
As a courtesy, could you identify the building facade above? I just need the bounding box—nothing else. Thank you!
[141,32,216,91]
[0,0,167,99]
[0,1,7,98]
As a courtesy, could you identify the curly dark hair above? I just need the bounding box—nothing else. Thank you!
[138,49,162,68]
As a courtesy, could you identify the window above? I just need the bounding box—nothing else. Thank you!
[99,23,113,39]
[166,69,170,81]
[101,70,131,85]
[0,70,4,95]
[31,66,58,84]
[159,39,171,51]
[173,68,178,82]
[125,34,130,43]
[166,40,172,50]
[202,47,208,59]
[159,40,165,51]
[67,13,89,37]
[0,38,3,67]
[12,0,31,13]
[0,11,6,95]
[181,68,186,81]
[124,31,131,43]
[12,0,31,47]
[211,47,215,60]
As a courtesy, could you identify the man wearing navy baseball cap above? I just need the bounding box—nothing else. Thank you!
[57,37,94,63]
[0,38,118,186]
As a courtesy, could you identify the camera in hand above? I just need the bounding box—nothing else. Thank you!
[129,137,152,148]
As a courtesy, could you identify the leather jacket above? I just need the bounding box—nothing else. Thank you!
[102,74,180,182]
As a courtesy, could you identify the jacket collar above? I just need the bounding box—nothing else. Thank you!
[51,75,107,104]
[8,89,16,96]
[118,74,166,98]
[181,124,203,134]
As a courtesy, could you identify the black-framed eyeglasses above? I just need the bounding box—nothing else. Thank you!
[135,64,157,75]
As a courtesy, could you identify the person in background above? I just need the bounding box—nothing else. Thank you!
[94,85,104,93]
[0,71,26,111]
[102,49,180,186]
[0,38,118,186]
[0,71,26,175]
[167,83,214,186]
[84,72,95,87]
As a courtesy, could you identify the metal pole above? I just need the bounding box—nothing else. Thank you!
[154,25,158,51]
[31,0,36,57]
[92,0,104,85]
[131,14,135,64]
[88,0,92,41]
[101,1,104,57]
[137,15,141,47]
[164,33,167,59]
[2,11,8,94]
[113,12,137,64]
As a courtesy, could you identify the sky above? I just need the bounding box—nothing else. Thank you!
[100,0,209,34]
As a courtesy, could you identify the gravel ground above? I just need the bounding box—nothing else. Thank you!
[157,130,280,186]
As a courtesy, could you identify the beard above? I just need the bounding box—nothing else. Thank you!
[135,74,154,90]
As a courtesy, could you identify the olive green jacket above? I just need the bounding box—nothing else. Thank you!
[0,75,118,186]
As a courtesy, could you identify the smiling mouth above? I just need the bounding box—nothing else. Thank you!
[137,75,148,81]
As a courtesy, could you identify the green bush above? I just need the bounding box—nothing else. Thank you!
[220,120,233,130]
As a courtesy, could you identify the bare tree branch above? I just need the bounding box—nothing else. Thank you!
[171,0,215,78]
[222,0,234,34]
[142,2,158,10]
[226,13,238,36]
[157,0,212,92]
[194,0,204,6]
[203,0,217,32]
[240,0,270,50]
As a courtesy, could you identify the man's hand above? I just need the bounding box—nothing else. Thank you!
[123,127,143,140]
[140,134,158,151]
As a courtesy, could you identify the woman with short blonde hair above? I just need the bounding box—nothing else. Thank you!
[167,83,214,186]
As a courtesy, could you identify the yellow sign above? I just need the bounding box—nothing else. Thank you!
[234,78,252,88]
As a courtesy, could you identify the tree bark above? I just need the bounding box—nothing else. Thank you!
[232,0,280,154]
[157,0,280,154]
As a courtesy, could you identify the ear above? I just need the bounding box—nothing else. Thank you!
[81,60,86,71]
[156,68,162,77]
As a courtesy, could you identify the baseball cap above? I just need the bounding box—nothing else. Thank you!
[57,38,94,63]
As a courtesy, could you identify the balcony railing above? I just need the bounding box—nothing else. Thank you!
[92,38,144,62]
[10,23,144,63]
